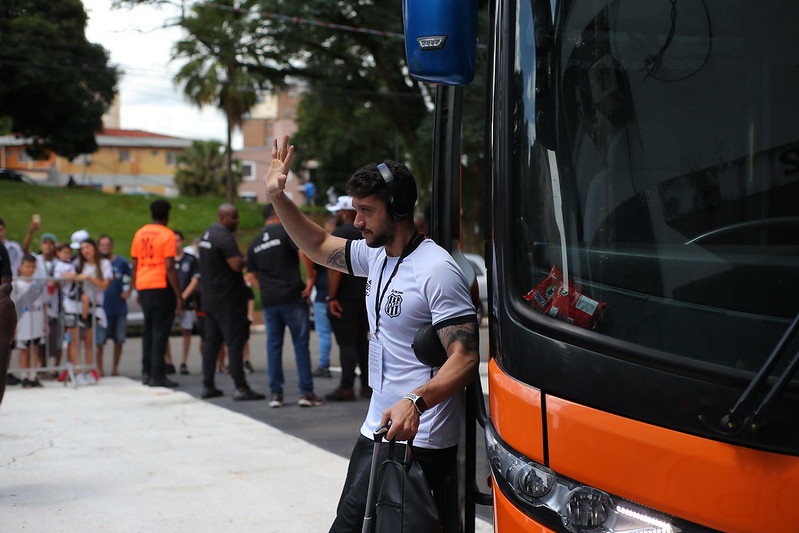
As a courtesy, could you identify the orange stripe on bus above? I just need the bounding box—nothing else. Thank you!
[488,358,545,464]
[546,395,799,533]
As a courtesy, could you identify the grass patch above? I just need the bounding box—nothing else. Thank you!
[0,182,297,255]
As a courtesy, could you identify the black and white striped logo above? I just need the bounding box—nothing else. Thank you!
[384,292,403,318]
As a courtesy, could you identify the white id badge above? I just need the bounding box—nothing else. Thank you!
[368,335,383,393]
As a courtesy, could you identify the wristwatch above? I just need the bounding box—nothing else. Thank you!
[403,393,428,415]
[326,296,337,302]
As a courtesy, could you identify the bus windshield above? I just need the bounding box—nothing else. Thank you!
[511,0,799,372]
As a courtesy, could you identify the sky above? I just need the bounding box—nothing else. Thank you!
[82,0,239,147]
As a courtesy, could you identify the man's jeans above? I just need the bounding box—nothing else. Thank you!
[313,301,332,369]
[263,299,313,395]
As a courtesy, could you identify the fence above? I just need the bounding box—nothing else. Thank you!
[7,276,100,387]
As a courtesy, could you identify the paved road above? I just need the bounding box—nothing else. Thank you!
[4,322,495,529]
[119,323,495,520]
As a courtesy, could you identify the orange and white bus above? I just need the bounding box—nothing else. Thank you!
[404,1,799,532]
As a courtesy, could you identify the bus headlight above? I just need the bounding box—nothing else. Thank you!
[485,419,712,533]
[563,487,612,530]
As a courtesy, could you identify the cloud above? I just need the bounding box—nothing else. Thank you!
[83,0,237,146]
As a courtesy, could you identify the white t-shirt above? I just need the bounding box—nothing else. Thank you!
[348,237,476,449]
[54,260,79,314]
[4,240,23,278]
[35,254,60,319]
[78,259,113,307]
[12,279,47,342]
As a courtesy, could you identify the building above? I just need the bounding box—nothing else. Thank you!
[235,86,310,204]
[0,128,191,197]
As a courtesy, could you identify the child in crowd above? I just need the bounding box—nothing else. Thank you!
[73,238,111,384]
[54,242,79,382]
[12,255,47,388]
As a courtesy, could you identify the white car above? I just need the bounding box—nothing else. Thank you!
[463,253,488,322]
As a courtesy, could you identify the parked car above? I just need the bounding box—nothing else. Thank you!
[0,168,36,184]
[463,253,488,322]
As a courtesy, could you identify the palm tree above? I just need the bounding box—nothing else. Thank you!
[174,140,240,197]
[172,0,265,203]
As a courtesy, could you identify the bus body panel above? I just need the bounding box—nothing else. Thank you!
[488,357,545,464]
[546,395,799,532]
[493,486,558,533]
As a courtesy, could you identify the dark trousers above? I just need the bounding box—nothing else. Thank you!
[329,435,459,533]
[329,299,369,391]
[139,288,176,380]
[201,305,249,390]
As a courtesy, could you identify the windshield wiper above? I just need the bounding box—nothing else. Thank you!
[701,312,799,435]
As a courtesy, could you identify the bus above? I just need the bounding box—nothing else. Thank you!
[404,1,799,532]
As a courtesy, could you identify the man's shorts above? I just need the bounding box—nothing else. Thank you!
[177,309,195,331]
[95,314,128,346]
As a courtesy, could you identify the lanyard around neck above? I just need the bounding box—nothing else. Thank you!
[373,232,423,338]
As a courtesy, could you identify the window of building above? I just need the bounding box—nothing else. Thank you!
[119,150,131,162]
[242,161,256,181]
[18,150,39,163]
[166,151,177,166]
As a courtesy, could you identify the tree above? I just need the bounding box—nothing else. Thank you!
[172,0,276,204]
[174,140,241,197]
[0,0,118,159]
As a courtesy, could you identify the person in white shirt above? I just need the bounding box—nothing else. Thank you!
[265,135,480,532]
[11,255,47,387]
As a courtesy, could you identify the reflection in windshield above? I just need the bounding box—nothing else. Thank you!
[513,0,799,370]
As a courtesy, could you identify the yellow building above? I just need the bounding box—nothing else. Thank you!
[0,128,191,197]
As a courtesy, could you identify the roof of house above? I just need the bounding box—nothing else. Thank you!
[0,129,193,151]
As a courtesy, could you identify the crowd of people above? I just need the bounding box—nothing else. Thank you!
[1,137,482,530]
[0,198,372,406]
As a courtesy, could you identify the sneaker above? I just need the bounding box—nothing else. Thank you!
[325,388,356,402]
[57,370,69,382]
[244,361,255,374]
[269,393,284,408]
[22,378,37,388]
[233,388,266,401]
[165,364,176,375]
[148,377,179,388]
[31,378,44,388]
[180,363,190,375]
[312,366,332,378]
[89,369,100,382]
[201,387,224,399]
[84,371,98,385]
[75,373,88,386]
[7,374,21,386]
[298,392,323,407]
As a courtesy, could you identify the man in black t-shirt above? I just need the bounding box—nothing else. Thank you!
[197,204,264,401]
[246,203,321,408]
[323,197,370,402]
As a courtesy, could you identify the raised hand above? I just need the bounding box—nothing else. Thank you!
[264,135,295,198]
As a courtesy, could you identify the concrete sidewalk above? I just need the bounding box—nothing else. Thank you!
[1,377,493,532]
[1,378,348,532]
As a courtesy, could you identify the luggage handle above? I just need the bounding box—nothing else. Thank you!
[375,424,415,470]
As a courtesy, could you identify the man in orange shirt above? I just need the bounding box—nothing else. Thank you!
[131,199,183,388]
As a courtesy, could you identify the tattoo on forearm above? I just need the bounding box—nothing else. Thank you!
[327,247,347,269]
[438,322,479,353]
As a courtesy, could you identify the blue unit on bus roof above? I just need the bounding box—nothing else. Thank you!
[402,0,478,85]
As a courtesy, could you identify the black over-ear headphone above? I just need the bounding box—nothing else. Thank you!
[377,162,412,220]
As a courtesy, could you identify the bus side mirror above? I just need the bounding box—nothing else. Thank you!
[402,0,478,85]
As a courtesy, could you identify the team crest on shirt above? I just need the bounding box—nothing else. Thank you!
[365,279,371,296]
[385,291,403,318]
